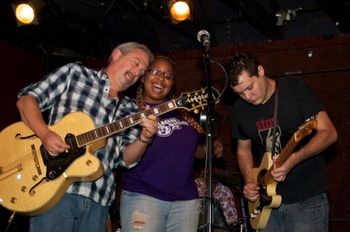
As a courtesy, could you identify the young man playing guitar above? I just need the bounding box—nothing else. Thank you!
[226,52,337,231]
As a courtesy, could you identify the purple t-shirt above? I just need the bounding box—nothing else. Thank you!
[122,110,202,201]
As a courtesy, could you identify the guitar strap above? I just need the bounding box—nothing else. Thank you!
[271,82,279,157]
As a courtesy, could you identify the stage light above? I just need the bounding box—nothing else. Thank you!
[169,0,191,23]
[12,0,47,26]
[15,3,36,24]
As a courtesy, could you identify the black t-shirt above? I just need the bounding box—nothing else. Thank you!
[232,76,328,203]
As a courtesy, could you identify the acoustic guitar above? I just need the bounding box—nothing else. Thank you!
[0,87,219,215]
[248,117,317,230]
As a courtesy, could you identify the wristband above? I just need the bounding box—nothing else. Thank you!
[138,136,153,144]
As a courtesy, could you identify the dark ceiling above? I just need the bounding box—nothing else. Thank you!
[1,0,349,60]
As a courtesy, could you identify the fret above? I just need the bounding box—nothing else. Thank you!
[132,114,141,122]
[158,104,168,113]
[83,133,89,144]
[108,123,116,133]
[111,122,119,132]
[97,127,105,137]
[145,110,152,117]
[94,128,100,138]
[167,101,175,109]
[118,121,124,129]
[93,128,99,138]
[88,131,95,141]
[100,124,114,137]
[120,118,131,128]
[102,126,109,136]
[80,133,87,144]
[77,135,83,146]
[279,138,295,165]
[78,133,88,145]
[93,130,98,139]
[153,107,159,115]
[83,132,91,142]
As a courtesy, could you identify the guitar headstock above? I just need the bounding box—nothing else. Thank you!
[294,116,318,142]
[175,87,220,112]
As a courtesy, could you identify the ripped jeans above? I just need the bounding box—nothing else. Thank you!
[120,190,200,232]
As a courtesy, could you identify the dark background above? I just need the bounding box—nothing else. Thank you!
[1,0,348,58]
[1,0,350,231]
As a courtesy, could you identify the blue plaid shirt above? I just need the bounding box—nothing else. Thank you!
[18,63,140,206]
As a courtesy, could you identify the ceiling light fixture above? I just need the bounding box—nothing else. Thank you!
[168,0,191,23]
[12,0,46,26]
[14,3,36,25]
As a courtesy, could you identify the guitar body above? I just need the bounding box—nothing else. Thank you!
[249,151,282,230]
[0,112,104,215]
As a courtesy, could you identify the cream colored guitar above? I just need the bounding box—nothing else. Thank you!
[248,117,317,230]
[0,87,219,215]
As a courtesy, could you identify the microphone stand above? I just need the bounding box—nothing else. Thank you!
[201,43,216,232]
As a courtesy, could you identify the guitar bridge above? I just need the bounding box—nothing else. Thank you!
[31,144,42,175]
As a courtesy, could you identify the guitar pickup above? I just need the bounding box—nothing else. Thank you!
[254,209,261,214]
[250,209,261,219]
[0,164,23,181]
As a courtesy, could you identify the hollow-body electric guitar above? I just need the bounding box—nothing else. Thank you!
[0,87,219,215]
[248,117,317,230]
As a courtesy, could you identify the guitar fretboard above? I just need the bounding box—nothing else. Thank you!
[76,99,177,146]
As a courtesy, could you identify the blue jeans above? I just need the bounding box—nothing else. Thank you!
[120,190,200,232]
[262,193,329,232]
[30,193,109,232]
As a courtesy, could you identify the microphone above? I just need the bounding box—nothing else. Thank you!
[197,30,210,48]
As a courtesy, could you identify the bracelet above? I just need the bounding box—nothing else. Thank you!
[138,136,153,144]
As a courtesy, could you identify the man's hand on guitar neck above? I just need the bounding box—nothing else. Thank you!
[139,105,159,142]
[271,154,293,182]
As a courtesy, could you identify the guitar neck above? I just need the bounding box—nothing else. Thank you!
[262,118,317,185]
[76,99,178,147]
[264,134,300,184]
